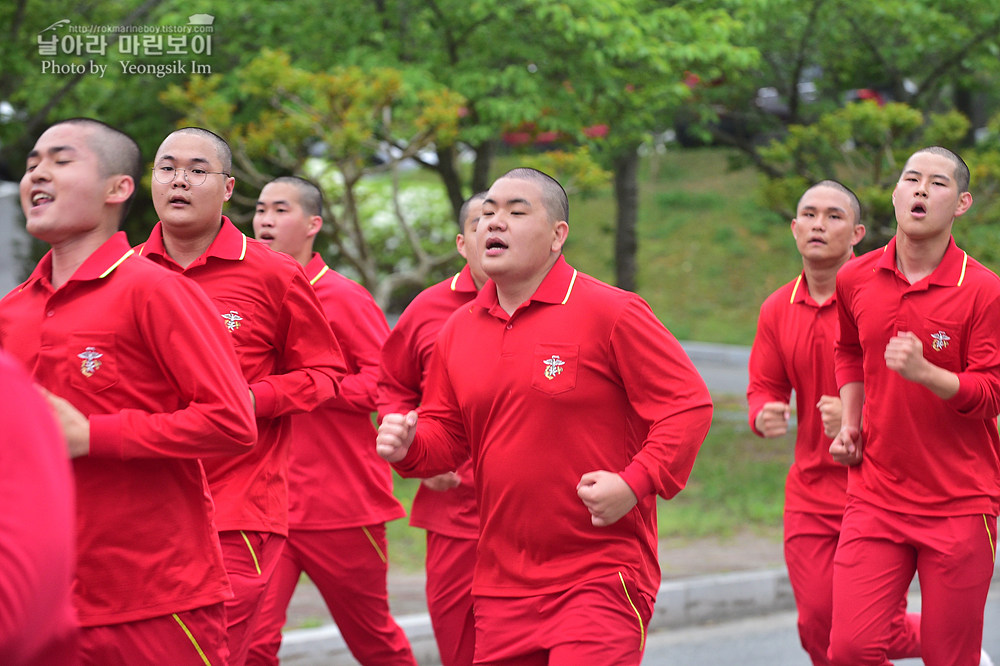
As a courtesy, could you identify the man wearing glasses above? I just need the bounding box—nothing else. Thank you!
[137,127,346,666]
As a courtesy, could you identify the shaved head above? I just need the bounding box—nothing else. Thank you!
[499,167,568,223]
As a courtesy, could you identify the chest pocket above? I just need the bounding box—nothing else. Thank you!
[68,332,119,393]
[214,297,259,347]
[531,344,579,396]
[920,316,963,373]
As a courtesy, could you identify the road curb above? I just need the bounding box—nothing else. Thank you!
[278,567,794,665]
[679,341,751,366]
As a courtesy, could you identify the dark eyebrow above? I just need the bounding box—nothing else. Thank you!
[903,168,951,183]
[483,196,533,207]
[256,198,292,207]
[488,197,531,206]
[27,145,78,160]
[156,154,212,167]
[799,204,847,217]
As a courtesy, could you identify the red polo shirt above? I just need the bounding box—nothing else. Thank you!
[138,217,345,535]
[0,232,256,625]
[835,236,1000,515]
[393,257,713,599]
[377,266,479,538]
[748,271,846,515]
[287,254,404,528]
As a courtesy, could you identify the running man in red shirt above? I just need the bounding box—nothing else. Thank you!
[377,191,488,666]
[830,147,1000,666]
[0,351,77,666]
[0,118,257,665]
[138,129,346,666]
[246,176,416,666]
[377,168,713,664]
[748,180,921,665]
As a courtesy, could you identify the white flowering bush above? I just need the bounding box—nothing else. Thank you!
[304,158,461,307]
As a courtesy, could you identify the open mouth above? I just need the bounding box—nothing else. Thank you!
[484,237,508,256]
[911,203,926,215]
[168,194,190,206]
[258,232,275,241]
[30,192,54,209]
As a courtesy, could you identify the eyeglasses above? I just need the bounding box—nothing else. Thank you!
[152,165,230,186]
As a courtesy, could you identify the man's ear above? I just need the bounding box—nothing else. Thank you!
[851,224,866,247]
[954,191,973,218]
[106,174,135,206]
[550,220,569,253]
[306,215,323,239]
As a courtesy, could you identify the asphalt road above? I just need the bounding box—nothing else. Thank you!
[643,587,1000,665]
[679,341,750,396]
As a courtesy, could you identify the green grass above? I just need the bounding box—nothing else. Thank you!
[560,147,802,344]
[657,395,788,541]
[386,476,425,573]
[384,147,795,572]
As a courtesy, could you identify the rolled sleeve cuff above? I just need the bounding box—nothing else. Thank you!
[88,413,122,458]
[836,367,864,389]
[748,408,764,438]
[250,381,277,418]
[620,462,655,501]
[947,373,980,413]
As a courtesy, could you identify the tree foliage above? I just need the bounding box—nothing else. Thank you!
[4,1,1000,296]
[162,48,466,308]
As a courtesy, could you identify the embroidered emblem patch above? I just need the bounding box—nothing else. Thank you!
[543,354,566,381]
[78,346,103,377]
[931,331,950,352]
[221,310,243,332]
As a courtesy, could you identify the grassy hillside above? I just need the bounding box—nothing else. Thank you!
[560,147,802,345]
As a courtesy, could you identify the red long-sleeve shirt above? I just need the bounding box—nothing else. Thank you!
[747,271,846,515]
[393,257,713,599]
[287,255,404,529]
[0,351,77,665]
[835,237,1000,515]
[138,218,345,534]
[0,232,256,625]
[377,266,479,538]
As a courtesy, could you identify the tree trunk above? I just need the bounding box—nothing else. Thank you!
[953,83,978,145]
[613,148,640,292]
[435,144,465,221]
[471,139,495,194]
